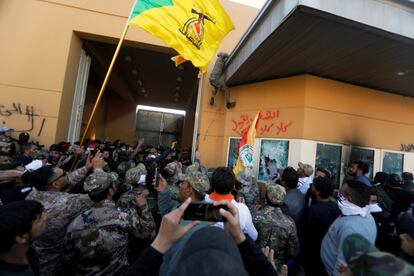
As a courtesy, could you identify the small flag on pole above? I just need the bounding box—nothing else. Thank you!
[128,0,234,72]
[233,112,261,177]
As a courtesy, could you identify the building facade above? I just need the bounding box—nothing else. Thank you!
[1,0,414,185]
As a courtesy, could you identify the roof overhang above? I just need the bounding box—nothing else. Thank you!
[225,0,414,96]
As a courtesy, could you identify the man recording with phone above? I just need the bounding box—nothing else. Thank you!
[205,167,258,241]
[154,170,210,216]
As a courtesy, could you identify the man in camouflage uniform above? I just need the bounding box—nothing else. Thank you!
[63,170,155,275]
[236,169,259,210]
[155,171,210,216]
[26,153,105,275]
[164,160,183,201]
[120,163,147,192]
[209,52,236,109]
[116,159,136,183]
[342,234,414,276]
[254,183,299,273]
[117,163,157,213]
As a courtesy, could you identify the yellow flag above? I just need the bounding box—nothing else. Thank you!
[128,0,234,72]
[233,112,261,176]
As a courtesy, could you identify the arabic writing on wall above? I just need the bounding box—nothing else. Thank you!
[0,102,46,137]
[401,144,414,152]
[231,110,293,136]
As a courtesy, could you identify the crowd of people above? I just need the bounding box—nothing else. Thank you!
[0,125,413,275]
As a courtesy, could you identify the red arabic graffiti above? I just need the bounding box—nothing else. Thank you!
[259,110,279,121]
[260,123,274,135]
[231,114,253,136]
[276,121,292,135]
[231,110,292,136]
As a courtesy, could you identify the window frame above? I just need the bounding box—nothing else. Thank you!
[380,149,405,176]
[315,142,343,188]
[256,138,291,183]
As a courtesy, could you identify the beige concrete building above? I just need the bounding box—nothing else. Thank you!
[2,0,414,187]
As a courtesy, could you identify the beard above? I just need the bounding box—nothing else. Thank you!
[49,156,59,165]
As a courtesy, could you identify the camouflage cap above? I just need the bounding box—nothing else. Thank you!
[135,163,147,175]
[109,172,119,185]
[124,163,147,185]
[32,150,49,159]
[343,234,414,276]
[266,184,286,205]
[0,141,10,148]
[185,163,200,174]
[165,161,179,175]
[179,171,210,194]
[298,162,313,176]
[116,160,136,176]
[84,170,113,195]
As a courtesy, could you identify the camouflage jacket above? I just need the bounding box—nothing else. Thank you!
[26,190,93,275]
[167,184,180,202]
[254,206,299,272]
[66,166,89,191]
[236,171,259,210]
[117,187,158,215]
[63,200,155,275]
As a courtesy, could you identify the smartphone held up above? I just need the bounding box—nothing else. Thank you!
[183,202,229,222]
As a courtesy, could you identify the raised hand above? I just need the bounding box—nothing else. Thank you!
[213,200,246,244]
[151,198,200,253]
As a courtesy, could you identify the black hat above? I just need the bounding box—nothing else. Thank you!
[170,227,248,276]
[18,132,30,142]
[49,144,62,152]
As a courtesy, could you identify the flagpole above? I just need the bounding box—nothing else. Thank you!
[79,24,129,146]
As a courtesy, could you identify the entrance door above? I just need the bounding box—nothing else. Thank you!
[135,105,185,148]
[67,49,91,143]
